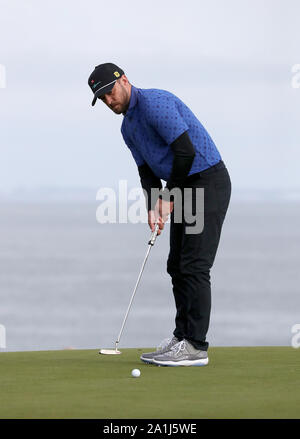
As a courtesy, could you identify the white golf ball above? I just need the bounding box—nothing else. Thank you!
[131,368,141,378]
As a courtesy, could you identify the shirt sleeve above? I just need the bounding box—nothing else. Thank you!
[138,163,162,211]
[121,126,145,167]
[144,96,189,145]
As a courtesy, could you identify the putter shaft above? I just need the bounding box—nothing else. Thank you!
[115,223,160,347]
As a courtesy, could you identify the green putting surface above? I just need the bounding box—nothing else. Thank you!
[0,347,299,419]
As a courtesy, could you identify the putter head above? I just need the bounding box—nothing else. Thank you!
[99,348,121,355]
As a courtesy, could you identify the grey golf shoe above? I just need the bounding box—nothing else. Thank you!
[153,339,209,367]
[140,336,179,364]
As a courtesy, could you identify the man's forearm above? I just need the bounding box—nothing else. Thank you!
[160,131,196,200]
[138,163,162,211]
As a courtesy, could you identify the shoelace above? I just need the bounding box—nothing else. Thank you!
[165,340,187,357]
[156,337,175,352]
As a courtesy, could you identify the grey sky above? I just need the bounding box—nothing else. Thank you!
[0,0,299,195]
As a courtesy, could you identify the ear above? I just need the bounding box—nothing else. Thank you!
[120,74,129,86]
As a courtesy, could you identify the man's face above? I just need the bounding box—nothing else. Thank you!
[99,79,130,114]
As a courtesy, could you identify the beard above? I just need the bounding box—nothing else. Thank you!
[115,85,130,114]
[110,103,124,114]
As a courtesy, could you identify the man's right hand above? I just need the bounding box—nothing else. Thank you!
[148,210,164,236]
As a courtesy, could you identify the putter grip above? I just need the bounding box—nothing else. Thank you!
[148,223,159,246]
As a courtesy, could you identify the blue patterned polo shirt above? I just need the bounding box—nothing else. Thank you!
[121,85,222,181]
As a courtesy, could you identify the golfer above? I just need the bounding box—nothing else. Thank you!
[88,63,231,366]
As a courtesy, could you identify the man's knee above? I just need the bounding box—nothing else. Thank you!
[179,259,212,277]
[167,260,180,277]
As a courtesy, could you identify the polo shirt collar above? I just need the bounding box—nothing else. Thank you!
[123,85,138,116]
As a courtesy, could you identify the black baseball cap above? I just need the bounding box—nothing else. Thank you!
[88,63,125,106]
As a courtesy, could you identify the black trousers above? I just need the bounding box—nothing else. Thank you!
[166,160,231,351]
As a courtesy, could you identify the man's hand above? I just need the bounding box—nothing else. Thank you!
[148,198,174,235]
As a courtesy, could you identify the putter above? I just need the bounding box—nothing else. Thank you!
[99,221,160,355]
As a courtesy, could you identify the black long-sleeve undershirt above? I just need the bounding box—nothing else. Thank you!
[164,130,196,190]
[138,131,196,210]
[138,162,162,211]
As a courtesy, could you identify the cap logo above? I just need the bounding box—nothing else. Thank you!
[114,71,120,78]
[92,81,101,89]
